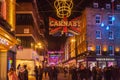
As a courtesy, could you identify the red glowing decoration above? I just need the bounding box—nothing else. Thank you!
[49,16,81,35]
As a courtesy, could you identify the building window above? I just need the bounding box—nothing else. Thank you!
[96,15,101,24]
[108,46,114,55]
[117,5,120,10]
[108,31,114,39]
[108,16,113,25]
[96,45,101,55]
[93,3,98,8]
[106,4,111,9]
[96,30,101,39]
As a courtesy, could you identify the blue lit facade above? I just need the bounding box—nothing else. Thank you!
[76,3,120,68]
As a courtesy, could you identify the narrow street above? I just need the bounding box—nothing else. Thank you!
[29,73,71,80]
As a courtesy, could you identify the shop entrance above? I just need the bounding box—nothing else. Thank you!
[98,61,106,69]
[88,61,97,70]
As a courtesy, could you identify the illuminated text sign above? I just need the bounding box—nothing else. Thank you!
[96,58,115,61]
[49,20,81,27]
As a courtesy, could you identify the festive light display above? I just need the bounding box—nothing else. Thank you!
[54,0,73,18]
[49,16,81,35]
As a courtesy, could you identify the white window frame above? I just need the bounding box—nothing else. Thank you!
[93,3,98,8]
[108,31,114,39]
[106,4,111,9]
[108,15,113,25]
[96,45,101,55]
[96,30,101,39]
[95,15,101,24]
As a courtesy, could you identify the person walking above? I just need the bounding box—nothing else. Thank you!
[8,67,18,80]
[34,66,39,80]
[18,65,28,80]
[38,66,43,80]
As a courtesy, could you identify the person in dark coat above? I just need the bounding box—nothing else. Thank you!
[34,66,38,80]
[38,66,43,80]
[18,65,28,80]
[70,67,78,80]
[48,66,59,80]
[23,65,28,80]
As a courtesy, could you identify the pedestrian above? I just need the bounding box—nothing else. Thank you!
[23,65,28,80]
[70,66,78,80]
[18,65,28,80]
[8,67,18,80]
[38,66,43,80]
[44,67,48,78]
[34,66,39,80]
[63,67,68,77]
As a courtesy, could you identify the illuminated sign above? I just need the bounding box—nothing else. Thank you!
[0,37,9,45]
[49,20,81,27]
[96,58,115,61]
[49,17,81,35]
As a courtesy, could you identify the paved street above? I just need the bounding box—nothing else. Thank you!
[29,73,71,80]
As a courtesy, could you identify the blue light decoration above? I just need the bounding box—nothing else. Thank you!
[106,26,110,30]
[101,23,104,27]
[112,16,115,21]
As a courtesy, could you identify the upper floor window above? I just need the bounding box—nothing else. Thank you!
[96,15,101,24]
[117,5,120,10]
[106,4,111,9]
[93,3,98,8]
[108,16,113,25]
[108,31,114,39]
[96,45,101,55]
[108,46,114,55]
[96,30,101,39]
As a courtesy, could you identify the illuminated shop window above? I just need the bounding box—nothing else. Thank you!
[96,30,101,39]
[108,46,114,55]
[96,45,101,55]
[108,31,114,39]
[108,16,114,25]
[95,15,101,24]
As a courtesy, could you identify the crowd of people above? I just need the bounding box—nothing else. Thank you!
[7,64,120,80]
[34,65,59,80]
[8,64,28,80]
[69,65,120,80]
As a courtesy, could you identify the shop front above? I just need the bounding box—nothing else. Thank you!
[77,56,118,70]
[0,26,17,80]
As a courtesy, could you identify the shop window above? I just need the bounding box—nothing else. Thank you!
[96,30,101,39]
[95,15,101,24]
[108,31,114,39]
[108,16,113,25]
[96,45,101,55]
[108,46,114,55]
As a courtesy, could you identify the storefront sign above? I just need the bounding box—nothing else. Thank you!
[77,59,84,62]
[96,58,115,61]
[49,20,81,27]
[0,37,9,45]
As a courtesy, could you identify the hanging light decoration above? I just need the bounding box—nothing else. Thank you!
[54,0,73,18]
